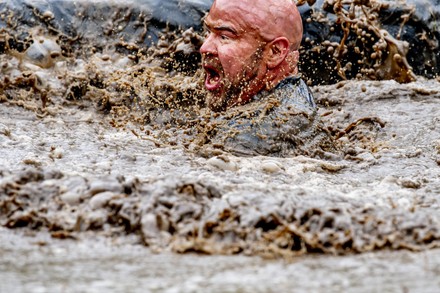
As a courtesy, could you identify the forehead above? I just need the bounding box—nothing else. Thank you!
[205,1,260,34]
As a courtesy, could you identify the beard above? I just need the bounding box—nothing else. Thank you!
[204,47,264,112]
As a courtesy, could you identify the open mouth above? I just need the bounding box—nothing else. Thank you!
[203,65,222,91]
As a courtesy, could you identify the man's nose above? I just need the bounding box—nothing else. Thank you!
[200,34,217,55]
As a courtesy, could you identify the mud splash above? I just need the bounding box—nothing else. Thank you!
[1,162,439,256]
[298,0,440,84]
[1,77,440,257]
[1,1,440,291]
[0,0,440,263]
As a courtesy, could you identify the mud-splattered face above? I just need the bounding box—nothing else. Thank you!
[200,1,269,112]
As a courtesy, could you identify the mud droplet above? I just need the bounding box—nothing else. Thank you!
[60,192,81,206]
[0,123,11,137]
[101,54,111,61]
[89,191,117,210]
[207,156,238,171]
[42,10,54,20]
[261,160,282,173]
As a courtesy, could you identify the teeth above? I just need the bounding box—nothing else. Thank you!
[207,70,220,85]
[204,66,221,90]
[209,75,219,85]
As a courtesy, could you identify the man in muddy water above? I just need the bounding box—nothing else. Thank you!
[201,0,303,111]
[200,0,334,157]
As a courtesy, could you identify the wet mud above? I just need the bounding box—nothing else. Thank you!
[298,0,440,84]
[2,0,439,86]
[1,0,440,291]
[1,76,440,257]
[1,228,440,292]
[1,76,440,290]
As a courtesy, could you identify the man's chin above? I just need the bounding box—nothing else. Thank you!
[206,92,227,112]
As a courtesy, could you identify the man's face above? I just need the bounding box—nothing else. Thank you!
[200,1,268,111]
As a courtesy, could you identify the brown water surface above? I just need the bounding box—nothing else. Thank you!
[1,0,440,291]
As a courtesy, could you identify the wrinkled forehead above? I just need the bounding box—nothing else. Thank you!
[206,0,301,44]
[205,0,264,36]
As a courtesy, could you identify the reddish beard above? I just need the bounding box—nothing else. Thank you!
[202,48,265,112]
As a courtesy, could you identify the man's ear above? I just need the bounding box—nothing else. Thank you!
[266,37,290,69]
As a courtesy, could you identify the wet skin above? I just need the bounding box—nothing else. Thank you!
[200,0,303,112]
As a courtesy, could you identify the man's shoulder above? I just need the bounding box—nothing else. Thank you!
[272,76,316,113]
[206,76,336,157]
[228,76,316,117]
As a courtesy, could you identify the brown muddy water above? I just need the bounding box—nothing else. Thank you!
[1,75,440,292]
[1,227,440,293]
[1,0,440,292]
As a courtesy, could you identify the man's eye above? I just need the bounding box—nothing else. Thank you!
[220,34,230,40]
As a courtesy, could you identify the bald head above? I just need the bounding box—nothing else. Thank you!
[200,0,304,111]
[210,0,303,50]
